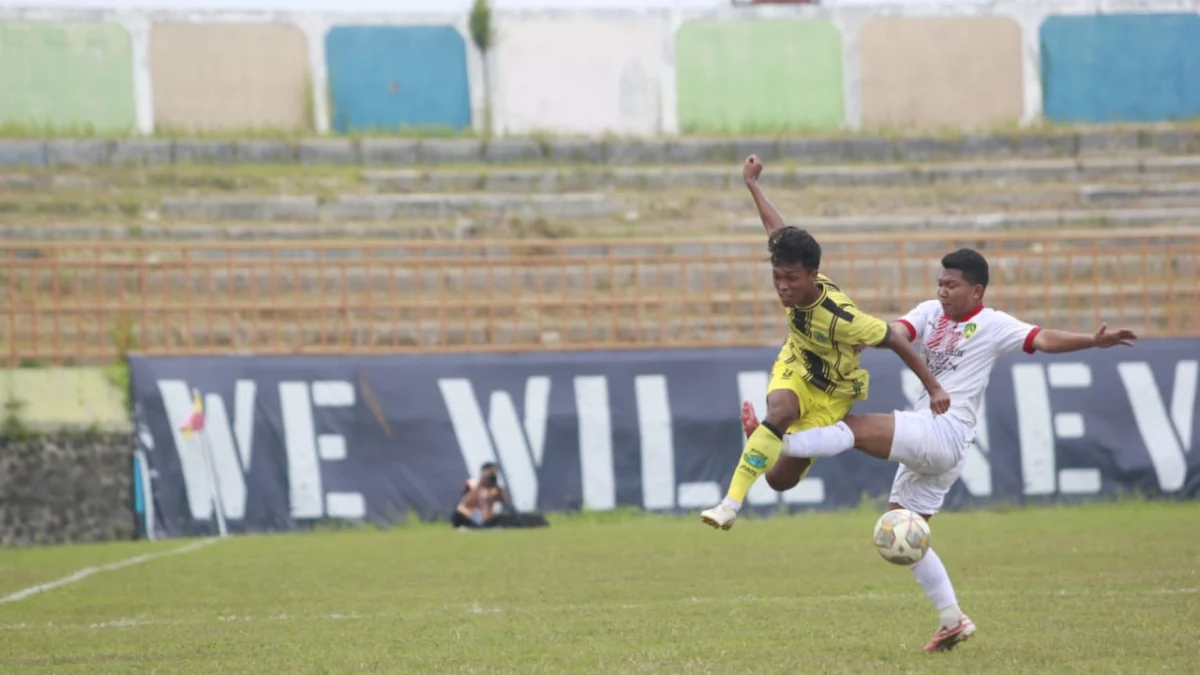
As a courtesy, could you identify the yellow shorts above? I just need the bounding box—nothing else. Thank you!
[768,347,856,435]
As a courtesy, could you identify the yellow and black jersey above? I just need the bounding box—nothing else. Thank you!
[781,274,890,401]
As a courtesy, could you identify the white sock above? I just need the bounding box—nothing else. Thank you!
[781,422,855,458]
[910,548,963,628]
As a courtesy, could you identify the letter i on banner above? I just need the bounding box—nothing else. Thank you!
[178,388,227,537]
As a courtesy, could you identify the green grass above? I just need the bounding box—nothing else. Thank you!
[1,501,1197,673]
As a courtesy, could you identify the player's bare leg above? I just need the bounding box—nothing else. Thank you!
[743,402,975,651]
[765,456,813,492]
[701,392,798,530]
[739,401,814,493]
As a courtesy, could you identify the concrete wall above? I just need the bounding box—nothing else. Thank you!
[1,4,1200,135]
[0,21,135,132]
[493,17,665,136]
[675,19,844,134]
[326,25,471,133]
[0,369,133,547]
[860,17,1024,130]
[149,22,312,132]
[0,433,134,546]
[1040,14,1200,124]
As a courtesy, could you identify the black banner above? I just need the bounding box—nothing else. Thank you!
[129,340,1200,538]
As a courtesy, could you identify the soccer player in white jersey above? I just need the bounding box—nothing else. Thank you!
[741,247,1138,652]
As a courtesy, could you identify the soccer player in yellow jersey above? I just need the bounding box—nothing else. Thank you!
[701,155,949,530]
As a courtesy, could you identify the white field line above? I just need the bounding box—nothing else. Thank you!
[0,538,221,607]
[1,586,1194,633]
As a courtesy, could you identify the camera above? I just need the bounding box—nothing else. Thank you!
[483,472,499,487]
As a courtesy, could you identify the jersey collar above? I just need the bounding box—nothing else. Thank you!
[795,284,829,311]
[955,304,985,323]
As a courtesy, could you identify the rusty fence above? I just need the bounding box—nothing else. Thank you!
[2,228,1198,365]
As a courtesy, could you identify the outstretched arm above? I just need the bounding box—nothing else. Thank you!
[1032,323,1137,354]
[743,155,787,236]
[877,327,950,414]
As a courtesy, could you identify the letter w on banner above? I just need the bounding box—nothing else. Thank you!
[159,380,257,537]
[438,378,550,513]
[1118,360,1197,492]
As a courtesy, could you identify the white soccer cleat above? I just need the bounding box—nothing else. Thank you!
[700,502,739,530]
[923,615,976,652]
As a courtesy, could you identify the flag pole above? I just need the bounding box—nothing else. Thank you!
[181,388,228,538]
[198,430,228,538]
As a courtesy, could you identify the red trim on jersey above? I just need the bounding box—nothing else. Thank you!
[959,304,985,323]
[1023,327,1042,354]
[897,319,917,341]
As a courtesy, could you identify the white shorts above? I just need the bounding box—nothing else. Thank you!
[886,409,970,516]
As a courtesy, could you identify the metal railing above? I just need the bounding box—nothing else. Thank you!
[2,228,1198,365]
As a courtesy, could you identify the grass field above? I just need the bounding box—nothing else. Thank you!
[1,502,1197,674]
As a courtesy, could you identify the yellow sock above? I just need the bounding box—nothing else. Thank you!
[725,423,783,504]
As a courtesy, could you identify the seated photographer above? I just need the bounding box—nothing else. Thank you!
[452,462,510,529]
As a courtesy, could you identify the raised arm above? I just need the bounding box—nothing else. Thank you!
[1032,323,1137,354]
[743,155,787,236]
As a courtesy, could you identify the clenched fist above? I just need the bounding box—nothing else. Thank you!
[743,154,763,184]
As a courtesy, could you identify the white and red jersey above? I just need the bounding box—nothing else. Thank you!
[897,301,1041,438]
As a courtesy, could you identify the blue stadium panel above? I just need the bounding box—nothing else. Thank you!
[1040,14,1200,123]
[325,25,472,133]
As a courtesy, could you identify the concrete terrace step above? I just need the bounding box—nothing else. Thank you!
[6,207,1200,241]
[157,193,618,222]
[0,181,1153,222]
[1080,183,1200,204]
[9,161,1200,233]
[732,206,1200,233]
[361,156,1200,193]
[7,156,1200,196]
[8,251,1195,298]
[3,126,1200,169]
[9,284,1189,314]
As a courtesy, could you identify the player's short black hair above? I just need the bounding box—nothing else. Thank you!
[481,462,498,472]
[768,226,821,271]
[941,248,989,288]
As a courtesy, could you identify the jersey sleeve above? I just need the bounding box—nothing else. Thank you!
[896,300,940,343]
[842,306,891,347]
[992,311,1042,355]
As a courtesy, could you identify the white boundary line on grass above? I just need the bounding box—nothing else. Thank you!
[2,586,1196,633]
[0,538,221,606]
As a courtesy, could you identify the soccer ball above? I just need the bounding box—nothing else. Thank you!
[872,509,931,565]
